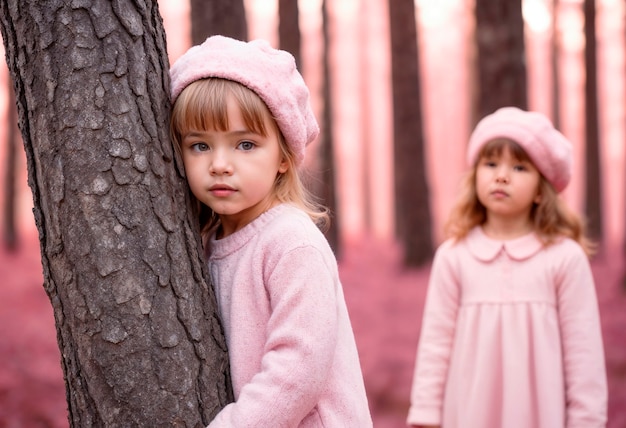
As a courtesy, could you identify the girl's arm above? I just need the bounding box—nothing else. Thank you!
[407,243,460,427]
[556,243,607,427]
[208,244,340,427]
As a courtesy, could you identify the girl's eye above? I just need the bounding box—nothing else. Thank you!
[191,142,209,152]
[238,140,255,151]
[481,159,496,168]
[513,162,531,171]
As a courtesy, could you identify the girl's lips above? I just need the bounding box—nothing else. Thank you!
[209,184,236,197]
[491,189,509,198]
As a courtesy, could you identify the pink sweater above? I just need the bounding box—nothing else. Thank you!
[207,204,372,427]
[407,227,607,428]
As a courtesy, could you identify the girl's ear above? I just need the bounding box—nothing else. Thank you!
[534,189,542,204]
[278,157,289,174]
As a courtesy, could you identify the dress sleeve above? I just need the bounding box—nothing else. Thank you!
[407,243,460,426]
[208,244,338,427]
[556,243,607,428]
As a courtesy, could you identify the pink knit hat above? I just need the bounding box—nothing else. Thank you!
[170,35,319,165]
[467,106,573,192]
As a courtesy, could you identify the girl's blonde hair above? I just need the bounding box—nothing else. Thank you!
[445,138,595,256]
[170,78,329,240]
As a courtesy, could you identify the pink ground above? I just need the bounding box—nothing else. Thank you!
[1,232,625,427]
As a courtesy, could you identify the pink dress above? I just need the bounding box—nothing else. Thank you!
[407,227,607,428]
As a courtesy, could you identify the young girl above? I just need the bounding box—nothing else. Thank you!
[407,107,607,428]
[169,36,372,427]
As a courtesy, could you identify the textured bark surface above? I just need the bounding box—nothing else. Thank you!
[0,0,232,426]
[388,0,433,266]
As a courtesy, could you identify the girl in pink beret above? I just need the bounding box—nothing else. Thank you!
[407,107,607,428]
[169,36,372,427]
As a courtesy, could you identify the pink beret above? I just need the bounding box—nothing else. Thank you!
[467,106,573,192]
[170,35,319,165]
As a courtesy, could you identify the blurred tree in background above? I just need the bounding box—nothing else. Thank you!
[190,0,247,43]
[474,0,527,120]
[317,0,340,254]
[583,0,603,244]
[277,0,340,253]
[2,79,17,250]
[551,0,561,130]
[388,0,433,266]
[279,0,301,68]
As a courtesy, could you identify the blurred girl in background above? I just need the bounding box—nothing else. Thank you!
[407,107,607,428]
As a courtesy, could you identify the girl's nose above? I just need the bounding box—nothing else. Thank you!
[495,166,510,183]
[209,150,233,175]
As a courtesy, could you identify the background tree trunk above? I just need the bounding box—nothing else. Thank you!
[278,0,302,69]
[0,0,232,425]
[583,0,603,244]
[319,0,340,254]
[551,0,561,130]
[388,0,433,266]
[190,0,248,44]
[3,78,17,250]
[474,0,527,118]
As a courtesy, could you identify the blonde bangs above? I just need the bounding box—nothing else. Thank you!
[171,78,273,143]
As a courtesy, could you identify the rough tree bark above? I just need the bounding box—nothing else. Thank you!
[0,0,232,426]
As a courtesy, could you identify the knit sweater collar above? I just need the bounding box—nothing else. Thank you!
[466,226,543,262]
[208,204,289,259]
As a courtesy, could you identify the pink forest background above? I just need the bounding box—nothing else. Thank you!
[1,0,625,427]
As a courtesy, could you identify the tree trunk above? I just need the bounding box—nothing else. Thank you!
[583,0,603,244]
[474,0,527,118]
[278,0,301,69]
[388,0,433,266]
[190,0,248,45]
[3,77,18,250]
[0,1,232,426]
[551,0,561,130]
[319,0,340,254]
[619,2,626,285]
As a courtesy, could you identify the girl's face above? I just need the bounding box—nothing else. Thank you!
[475,144,541,232]
[180,93,288,238]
